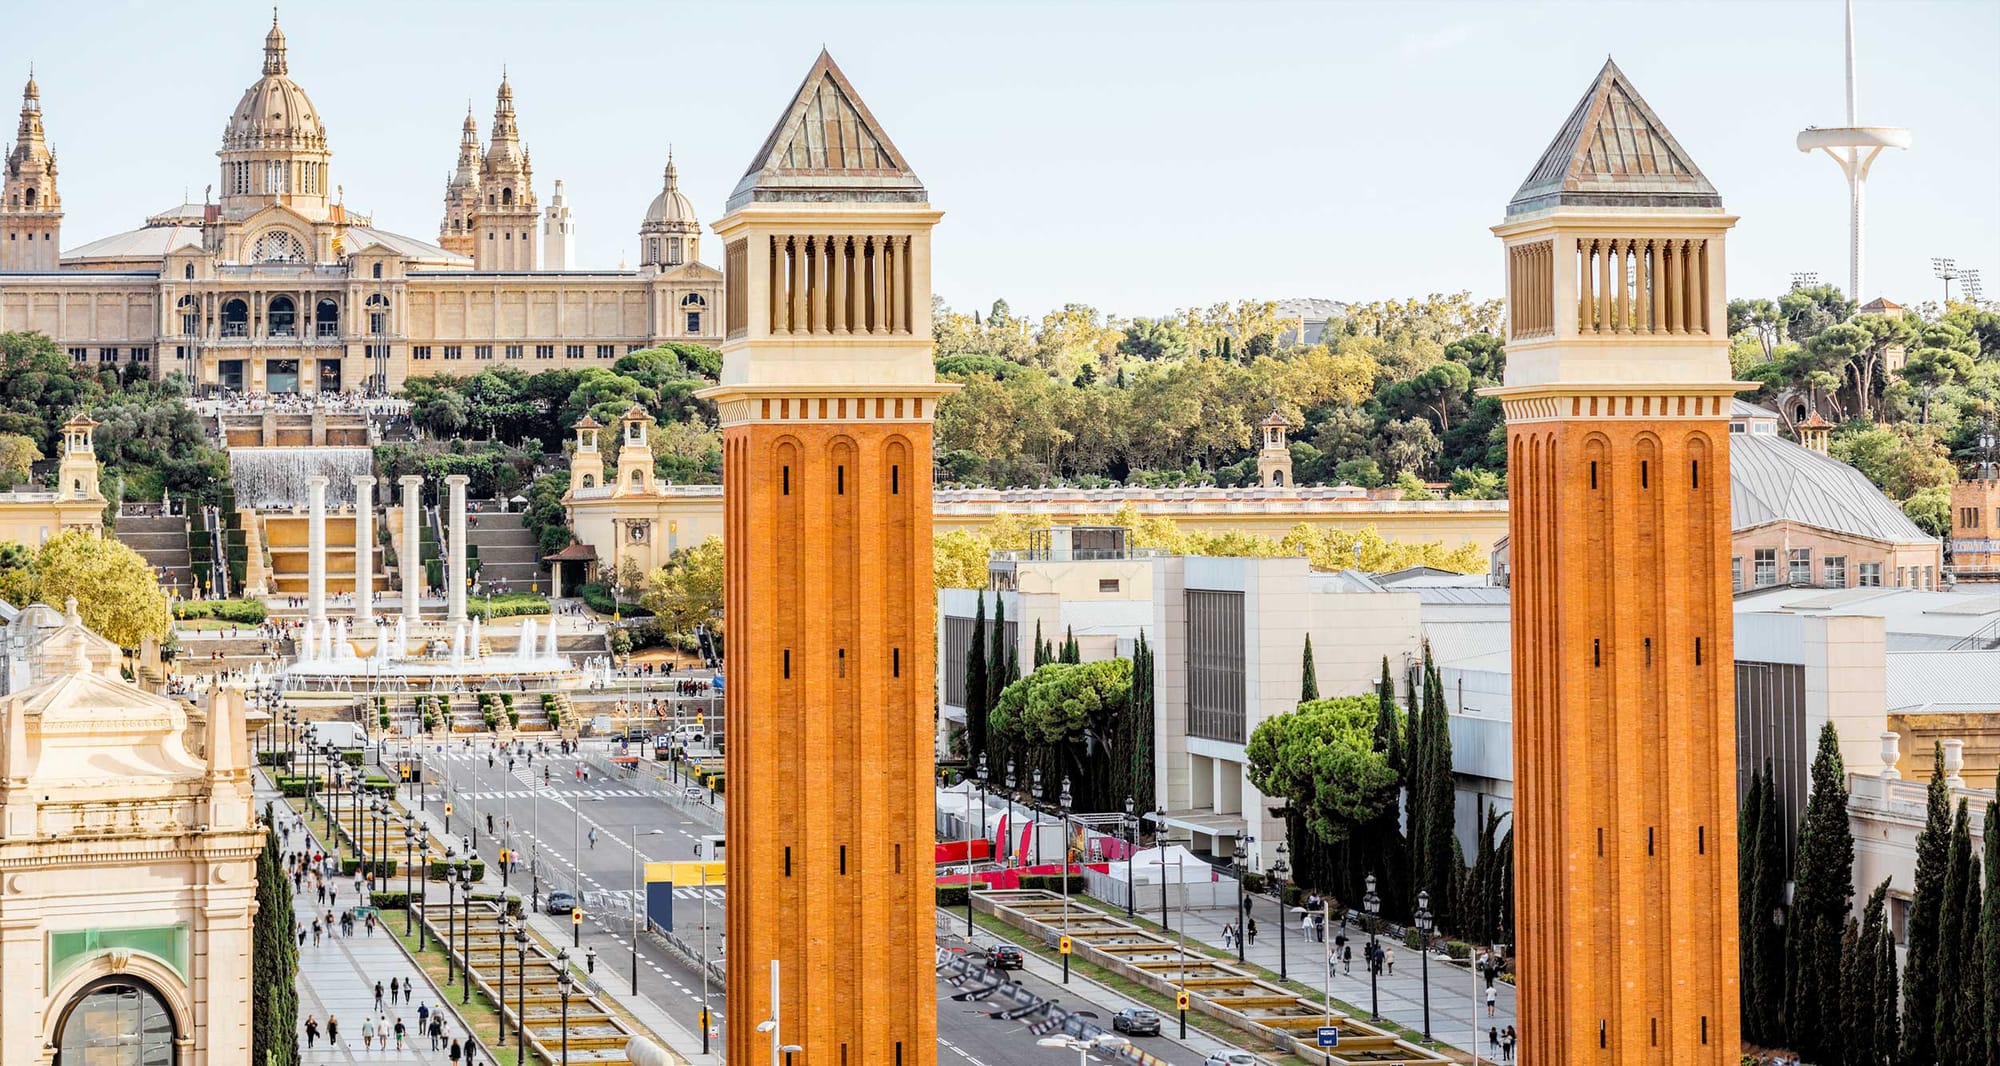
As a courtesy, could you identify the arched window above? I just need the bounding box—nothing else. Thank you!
[24,187,36,208]
[681,293,707,307]
[1271,469,1286,487]
[682,292,705,336]
[54,977,177,1066]
[221,298,249,338]
[267,296,296,337]
[177,295,199,336]
[365,294,389,336]
[251,229,307,263]
[501,187,514,206]
[630,469,644,487]
[667,238,683,266]
[581,473,595,488]
[371,262,383,280]
[183,263,194,280]
[315,298,339,338]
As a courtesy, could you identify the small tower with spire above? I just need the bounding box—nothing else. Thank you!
[471,72,538,270]
[439,105,481,257]
[1795,409,1833,455]
[540,178,573,270]
[57,414,100,502]
[638,151,700,270]
[2,69,62,271]
[1255,407,1293,487]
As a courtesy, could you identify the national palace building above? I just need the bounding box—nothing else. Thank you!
[0,16,721,395]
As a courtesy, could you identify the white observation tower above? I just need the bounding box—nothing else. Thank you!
[1796,0,1910,302]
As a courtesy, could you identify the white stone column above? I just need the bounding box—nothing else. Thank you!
[306,475,328,625]
[352,475,376,632]
[400,475,423,627]
[445,474,469,624]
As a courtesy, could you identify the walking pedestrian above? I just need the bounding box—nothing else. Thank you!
[297,925,307,948]
[1342,943,1353,975]
[311,920,321,946]
[327,1014,340,1047]
[1489,1026,1500,1054]
[389,977,400,1003]
[1246,917,1257,945]
[404,980,412,1005]
[450,1037,463,1062]
[1385,945,1395,975]
[1486,984,1497,1017]
[362,1015,376,1051]
[394,1017,406,1050]
[304,1015,320,1048]
[1300,910,1313,941]
[418,1002,430,1033]
[374,980,385,1011]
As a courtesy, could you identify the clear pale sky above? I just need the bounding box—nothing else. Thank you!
[17,0,1999,318]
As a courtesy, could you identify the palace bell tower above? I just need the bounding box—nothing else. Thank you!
[1491,59,1742,1065]
[700,50,948,1066]
[2,71,61,271]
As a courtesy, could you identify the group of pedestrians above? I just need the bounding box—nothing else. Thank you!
[1487,1023,1518,1061]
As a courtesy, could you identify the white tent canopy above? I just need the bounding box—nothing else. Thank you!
[1109,845,1213,886]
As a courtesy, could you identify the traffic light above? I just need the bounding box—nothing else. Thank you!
[572,909,583,925]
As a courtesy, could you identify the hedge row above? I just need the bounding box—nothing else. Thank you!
[173,598,268,623]
[467,593,551,620]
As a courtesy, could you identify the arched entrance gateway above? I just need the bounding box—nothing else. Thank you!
[52,977,178,1065]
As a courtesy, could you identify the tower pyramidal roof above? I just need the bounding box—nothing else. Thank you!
[727,49,924,212]
[1507,58,1720,217]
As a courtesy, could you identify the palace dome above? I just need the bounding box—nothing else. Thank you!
[643,158,697,226]
[221,17,326,152]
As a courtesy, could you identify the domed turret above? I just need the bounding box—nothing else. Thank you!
[638,152,699,268]
[3,67,61,271]
[471,72,538,270]
[217,12,332,220]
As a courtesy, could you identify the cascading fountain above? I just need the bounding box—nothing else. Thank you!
[227,448,375,510]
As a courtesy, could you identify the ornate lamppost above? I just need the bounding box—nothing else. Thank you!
[1414,888,1434,1042]
[1363,873,1382,1022]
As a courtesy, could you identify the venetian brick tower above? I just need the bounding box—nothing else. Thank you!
[700,51,948,1066]
[1490,60,1743,1064]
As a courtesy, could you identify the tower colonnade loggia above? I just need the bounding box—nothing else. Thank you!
[1488,59,1745,1065]
[700,49,951,1066]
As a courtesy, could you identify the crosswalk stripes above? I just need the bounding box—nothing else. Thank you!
[459,787,647,800]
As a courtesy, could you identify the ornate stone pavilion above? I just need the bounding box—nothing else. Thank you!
[0,601,260,1065]
[0,15,720,395]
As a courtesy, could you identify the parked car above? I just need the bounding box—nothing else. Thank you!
[1204,1053,1263,1066]
[987,945,1026,971]
[1111,1008,1161,1036]
[545,890,577,915]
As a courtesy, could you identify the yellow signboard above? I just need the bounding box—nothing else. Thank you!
[1176,990,1190,1011]
[644,861,726,886]
[1058,936,1072,955]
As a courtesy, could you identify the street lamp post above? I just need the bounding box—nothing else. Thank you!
[1363,873,1382,1022]
[1414,888,1434,1042]
[446,853,461,986]
[699,861,713,1055]
[1272,842,1290,982]
[349,780,364,873]
[1123,795,1137,918]
[1030,768,1044,868]
[631,825,663,995]
[1058,775,1072,984]
[1004,761,1018,868]
[976,753,990,843]
[1155,806,1170,933]
[460,863,474,1006]
[512,924,529,1066]
[403,824,416,938]
[497,905,508,1048]
[556,951,574,1066]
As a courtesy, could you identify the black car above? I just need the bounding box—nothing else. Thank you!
[1112,1008,1161,1036]
[545,890,577,915]
[987,945,1026,971]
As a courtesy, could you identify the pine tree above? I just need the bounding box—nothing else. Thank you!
[253,805,299,1066]
[1899,744,1952,1066]
[1304,636,1320,704]
[1032,619,1049,668]
[965,594,990,766]
[1787,723,1854,1064]
[1933,799,1976,1065]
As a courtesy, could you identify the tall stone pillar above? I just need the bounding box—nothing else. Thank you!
[352,475,376,631]
[305,475,328,625]
[445,474,469,624]
[400,475,423,626]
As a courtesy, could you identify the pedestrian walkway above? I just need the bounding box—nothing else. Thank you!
[261,779,489,1064]
[1168,897,1516,1057]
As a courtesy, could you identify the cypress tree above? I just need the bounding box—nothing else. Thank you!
[1032,619,1049,668]
[1982,799,1998,1066]
[253,806,300,1066]
[1375,657,1402,776]
[1950,851,1982,1066]
[1061,626,1080,664]
[1406,649,1432,905]
[1870,878,1900,1066]
[987,595,1011,712]
[1787,723,1853,1063]
[1836,915,1863,1066]
[1899,744,1952,1066]
[965,593,989,766]
[1746,762,1789,1043]
[1414,653,1457,930]
[1933,799,1976,1065]
[1739,765,1767,1041]
[1300,635,1320,703]
[1130,633,1155,809]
